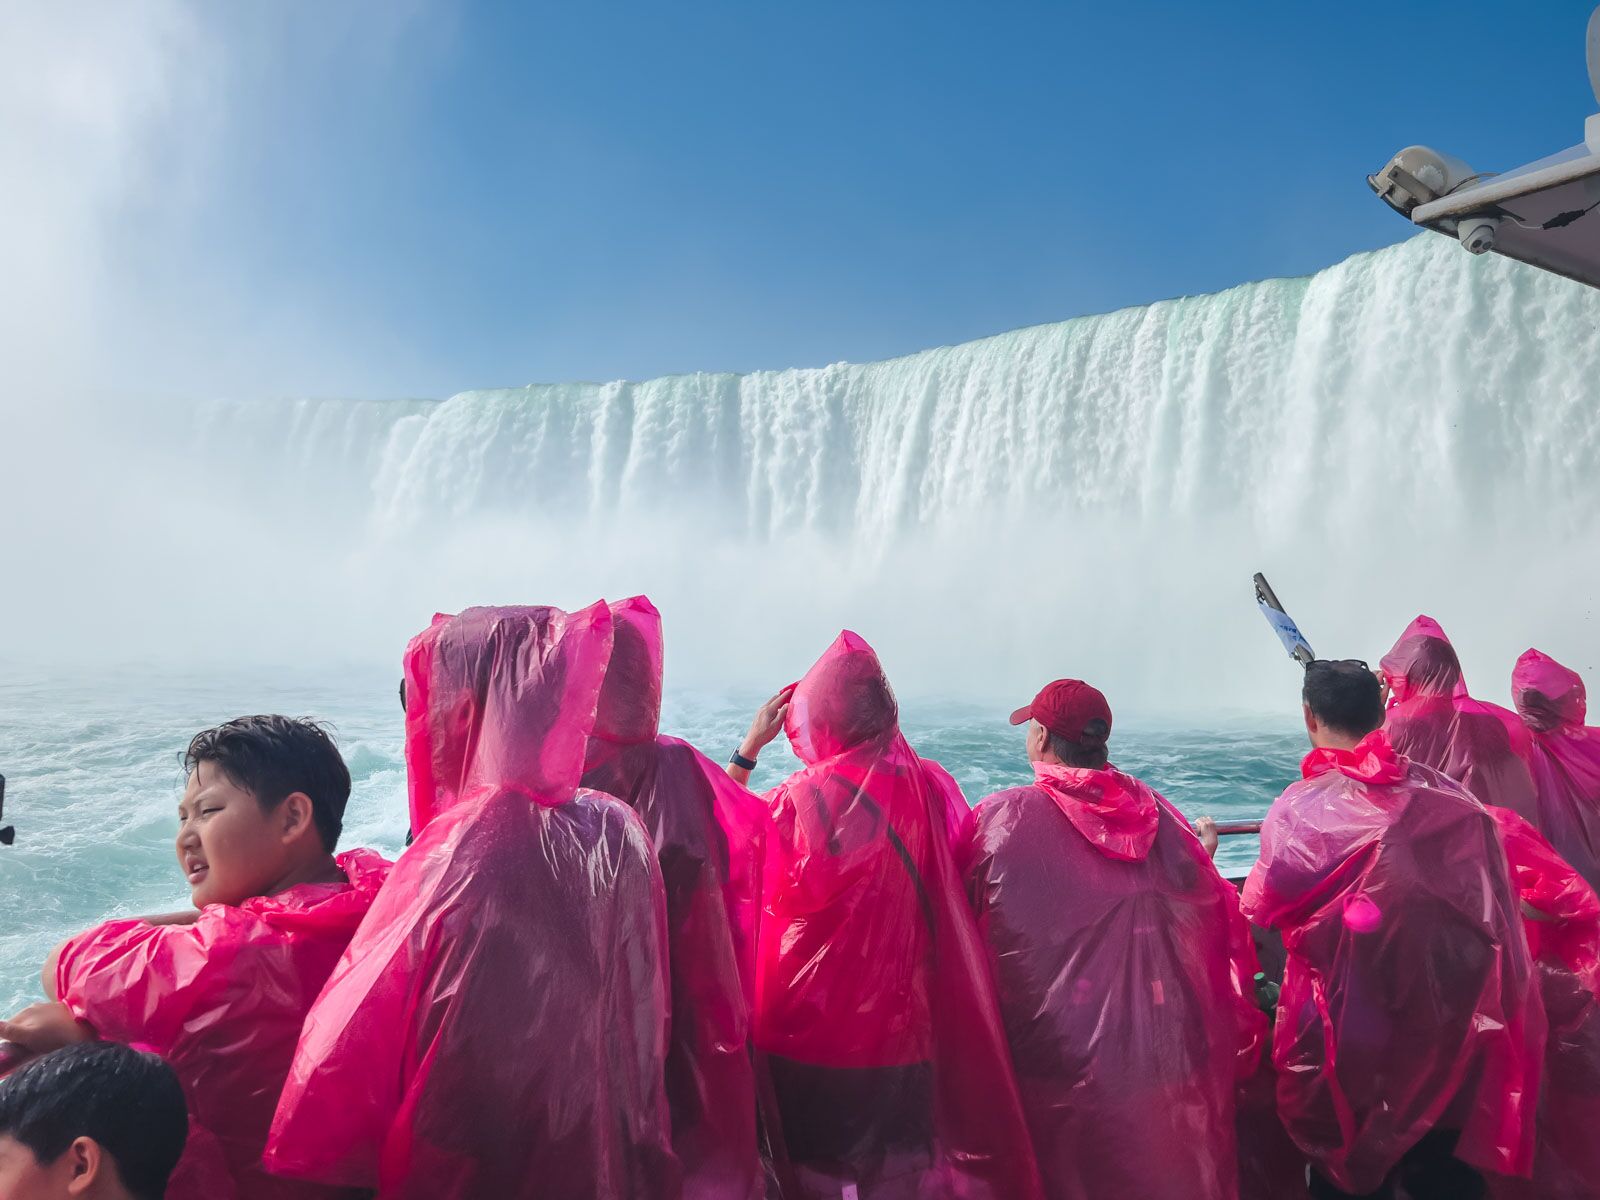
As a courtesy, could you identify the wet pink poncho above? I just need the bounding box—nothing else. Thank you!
[1241,731,1545,1193]
[56,848,392,1200]
[1489,807,1600,1200]
[1381,615,1540,823]
[579,597,770,1200]
[757,632,1043,1200]
[960,761,1266,1200]
[266,603,678,1199]
[1510,648,1600,895]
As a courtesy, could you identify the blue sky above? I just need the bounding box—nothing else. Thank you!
[7,1,1598,399]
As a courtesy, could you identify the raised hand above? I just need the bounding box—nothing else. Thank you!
[741,683,796,761]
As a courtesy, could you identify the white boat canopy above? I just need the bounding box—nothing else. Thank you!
[1369,7,1600,289]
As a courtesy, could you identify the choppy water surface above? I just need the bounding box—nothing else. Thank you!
[0,665,1304,1013]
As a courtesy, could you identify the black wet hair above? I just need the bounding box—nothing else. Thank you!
[1303,659,1385,739]
[185,715,350,853]
[0,1043,187,1200]
[1046,718,1111,769]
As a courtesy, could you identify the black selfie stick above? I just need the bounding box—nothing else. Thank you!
[0,775,13,845]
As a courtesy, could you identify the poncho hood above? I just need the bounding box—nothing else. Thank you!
[1030,761,1159,862]
[783,630,899,764]
[402,601,613,832]
[1513,648,1587,734]
[1300,730,1408,786]
[585,596,665,762]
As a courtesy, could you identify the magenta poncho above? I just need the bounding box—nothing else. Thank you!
[579,597,770,1200]
[757,632,1043,1199]
[1381,616,1540,823]
[1510,648,1600,895]
[1241,731,1545,1194]
[1488,807,1600,1200]
[56,848,392,1200]
[960,761,1266,1200]
[266,603,679,1199]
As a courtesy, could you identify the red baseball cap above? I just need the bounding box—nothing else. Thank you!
[1010,679,1112,742]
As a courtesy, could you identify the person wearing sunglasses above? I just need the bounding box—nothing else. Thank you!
[1241,659,1542,1199]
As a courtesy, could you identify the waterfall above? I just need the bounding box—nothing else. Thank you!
[189,235,1600,546]
[45,234,1600,705]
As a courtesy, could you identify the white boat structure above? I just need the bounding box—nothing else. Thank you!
[1370,7,1600,288]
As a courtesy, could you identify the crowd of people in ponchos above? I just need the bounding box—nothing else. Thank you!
[0,600,1598,1200]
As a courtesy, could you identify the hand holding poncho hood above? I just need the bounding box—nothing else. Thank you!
[580,596,770,1200]
[1241,731,1545,1194]
[1510,648,1600,895]
[961,760,1265,1200]
[56,849,392,1200]
[1381,616,1540,823]
[266,603,679,1200]
[758,632,1043,1199]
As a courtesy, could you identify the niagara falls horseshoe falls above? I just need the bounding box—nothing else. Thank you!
[5,5,1600,1200]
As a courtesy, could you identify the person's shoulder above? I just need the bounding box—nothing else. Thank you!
[62,915,171,962]
[1399,758,1481,804]
[334,846,393,890]
[653,734,702,767]
[970,783,1056,838]
[974,782,1045,814]
[1257,772,1347,845]
[655,736,750,797]
[571,788,657,856]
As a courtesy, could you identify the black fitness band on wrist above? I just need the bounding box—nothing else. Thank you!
[729,750,758,771]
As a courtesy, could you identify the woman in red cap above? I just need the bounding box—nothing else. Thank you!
[959,678,1266,1200]
[730,631,1042,1200]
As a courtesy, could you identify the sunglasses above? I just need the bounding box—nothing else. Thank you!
[1307,658,1371,672]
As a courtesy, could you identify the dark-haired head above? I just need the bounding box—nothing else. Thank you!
[179,716,349,908]
[0,1042,187,1200]
[184,716,349,854]
[1303,659,1385,746]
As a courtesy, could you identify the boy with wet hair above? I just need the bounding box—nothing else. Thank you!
[0,1042,187,1200]
[0,716,391,1200]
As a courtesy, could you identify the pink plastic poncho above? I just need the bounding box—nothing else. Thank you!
[1488,807,1600,1200]
[266,603,679,1200]
[1241,731,1545,1194]
[56,848,392,1200]
[757,632,1044,1200]
[579,596,770,1200]
[1510,648,1600,895]
[960,761,1266,1200]
[1381,615,1540,823]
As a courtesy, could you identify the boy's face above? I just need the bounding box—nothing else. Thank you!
[0,1134,74,1198]
[177,762,295,908]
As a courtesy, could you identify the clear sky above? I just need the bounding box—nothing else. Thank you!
[5,0,1598,400]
